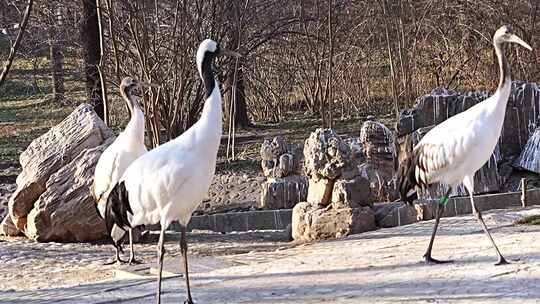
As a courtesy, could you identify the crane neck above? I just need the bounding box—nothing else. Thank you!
[120,87,141,117]
[494,41,511,92]
[200,53,216,99]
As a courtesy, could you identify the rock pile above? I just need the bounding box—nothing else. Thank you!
[260,136,307,209]
[292,129,376,242]
[1,104,112,242]
[358,118,398,202]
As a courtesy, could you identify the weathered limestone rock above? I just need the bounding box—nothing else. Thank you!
[260,136,303,178]
[260,175,308,209]
[25,139,112,242]
[304,128,353,180]
[8,104,112,230]
[514,126,540,174]
[502,82,540,157]
[360,119,394,168]
[331,175,372,208]
[358,163,398,203]
[374,202,418,228]
[292,202,376,242]
[307,178,334,205]
[0,214,22,236]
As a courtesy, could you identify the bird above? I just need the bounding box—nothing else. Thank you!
[397,25,532,265]
[105,39,241,304]
[92,77,154,265]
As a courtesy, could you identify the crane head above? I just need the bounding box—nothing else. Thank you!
[494,25,532,51]
[196,39,242,78]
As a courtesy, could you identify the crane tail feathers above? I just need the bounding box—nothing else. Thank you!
[104,181,133,237]
[397,151,424,204]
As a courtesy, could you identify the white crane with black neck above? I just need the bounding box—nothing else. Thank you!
[398,25,532,265]
[104,39,241,304]
[92,77,154,265]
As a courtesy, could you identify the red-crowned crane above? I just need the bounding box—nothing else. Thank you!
[105,39,241,304]
[398,25,532,265]
[92,77,154,264]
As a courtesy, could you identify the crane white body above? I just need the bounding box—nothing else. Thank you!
[414,82,511,188]
[398,25,532,265]
[121,82,221,229]
[94,106,147,216]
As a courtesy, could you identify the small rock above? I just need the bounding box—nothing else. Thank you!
[292,202,376,242]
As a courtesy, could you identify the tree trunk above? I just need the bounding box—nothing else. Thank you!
[225,66,251,128]
[49,6,64,103]
[80,0,104,119]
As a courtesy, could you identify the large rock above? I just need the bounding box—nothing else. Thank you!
[331,175,372,208]
[25,139,112,242]
[502,82,540,157]
[303,128,354,180]
[8,104,112,230]
[292,202,376,242]
[514,126,540,174]
[260,175,308,209]
[360,119,394,169]
[358,163,398,203]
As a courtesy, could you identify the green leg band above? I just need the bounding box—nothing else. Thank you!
[439,195,449,206]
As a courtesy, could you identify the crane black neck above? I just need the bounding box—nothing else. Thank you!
[121,87,137,116]
[201,51,216,99]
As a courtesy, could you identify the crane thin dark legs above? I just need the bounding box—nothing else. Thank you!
[180,225,194,304]
[424,188,453,264]
[156,227,166,304]
[103,243,127,265]
[470,195,509,265]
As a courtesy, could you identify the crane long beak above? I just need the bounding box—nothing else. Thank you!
[220,49,243,58]
[510,34,533,51]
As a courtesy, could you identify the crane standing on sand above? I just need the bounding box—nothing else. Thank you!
[92,77,155,264]
[398,25,532,265]
[105,39,241,304]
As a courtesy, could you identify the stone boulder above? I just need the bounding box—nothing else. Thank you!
[260,136,303,178]
[331,175,372,208]
[260,175,308,209]
[303,129,355,206]
[8,104,112,231]
[514,126,540,174]
[358,163,398,203]
[291,202,376,242]
[360,119,394,169]
[25,139,112,242]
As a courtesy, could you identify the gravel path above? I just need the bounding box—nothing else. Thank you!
[2,206,540,303]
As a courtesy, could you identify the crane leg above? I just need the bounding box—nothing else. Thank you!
[469,194,508,265]
[180,225,194,304]
[156,226,166,304]
[463,175,508,265]
[423,187,453,264]
[103,243,127,265]
[128,228,142,265]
